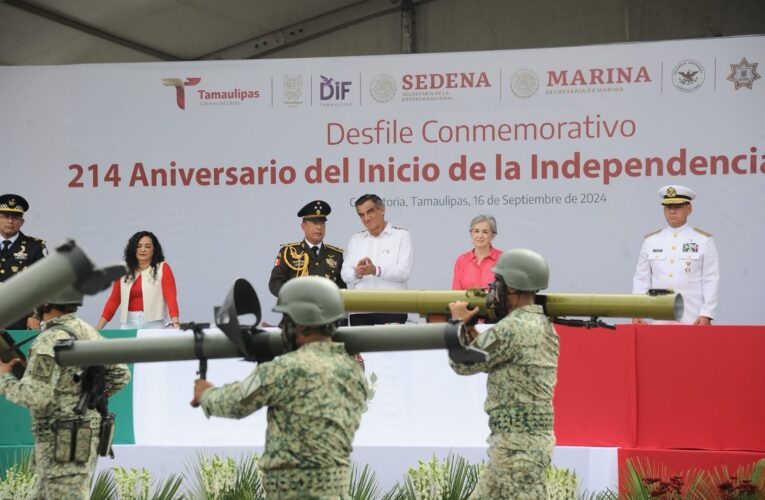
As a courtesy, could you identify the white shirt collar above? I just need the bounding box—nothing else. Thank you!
[366,222,392,238]
[305,240,323,250]
[1,233,19,246]
[666,223,690,233]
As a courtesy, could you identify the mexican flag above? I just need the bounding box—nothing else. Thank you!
[0,329,137,470]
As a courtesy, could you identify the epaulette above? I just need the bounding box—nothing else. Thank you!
[693,227,713,237]
[643,229,661,238]
[392,225,407,231]
[279,241,303,248]
[325,243,344,252]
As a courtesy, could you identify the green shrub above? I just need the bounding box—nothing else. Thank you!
[0,449,36,500]
[184,452,264,500]
[546,464,578,500]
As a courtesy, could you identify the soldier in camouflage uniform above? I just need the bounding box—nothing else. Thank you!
[0,288,131,499]
[192,276,368,500]
[449,248,559,500]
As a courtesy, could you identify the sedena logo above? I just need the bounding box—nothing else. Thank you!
[161,77,201,110]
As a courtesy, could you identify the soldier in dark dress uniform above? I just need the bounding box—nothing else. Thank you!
[0,194,47,329]
[269,200,346,297]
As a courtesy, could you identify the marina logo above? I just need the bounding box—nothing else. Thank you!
[544,65,651,95]
[369,74,396,103]
[727,57,761,90]
[672,59,705,93]
[546,66,651,86]
[161,77,201,110]
[510,69,539,98]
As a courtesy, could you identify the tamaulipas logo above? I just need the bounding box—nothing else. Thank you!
[161,77,261,109]
[161,77,201,110]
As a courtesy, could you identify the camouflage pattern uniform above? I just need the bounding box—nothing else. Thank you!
[450,304,559,500]
[201,340,367,500]
[0,314,131,499]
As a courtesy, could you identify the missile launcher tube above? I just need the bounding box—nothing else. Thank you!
[0,245,89,329]
[0,240,126,330]
[54,323,468,367]
[339,290,683,321]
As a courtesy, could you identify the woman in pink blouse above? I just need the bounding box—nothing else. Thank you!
[452,215,502,290]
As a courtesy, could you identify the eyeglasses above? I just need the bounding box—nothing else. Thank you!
[0,213,23,222]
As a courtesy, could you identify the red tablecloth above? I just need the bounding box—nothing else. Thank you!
[554,325,765,452]
[553,326,637,447]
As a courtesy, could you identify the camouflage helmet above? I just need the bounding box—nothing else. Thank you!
[491,248,549,291]
[47,286,84,306]
[272,276,345,326]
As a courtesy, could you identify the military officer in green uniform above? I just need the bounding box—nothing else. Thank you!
[269,200,346,297]
[448,249,559,500]
[192,276,368,499]
[0,194,47,330]
[0,287,131,499]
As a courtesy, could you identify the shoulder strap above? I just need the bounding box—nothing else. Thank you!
[46,323,79,341]
[643,229,661,238]
[2,330,40,351]
[324,243,344,252]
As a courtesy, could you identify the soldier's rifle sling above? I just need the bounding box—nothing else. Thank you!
[0,330,38,379]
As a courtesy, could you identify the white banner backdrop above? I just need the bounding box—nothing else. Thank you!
[3,35,763,493]
[2,36,763,325]
[128,329,618,492]
[132,329,489,447]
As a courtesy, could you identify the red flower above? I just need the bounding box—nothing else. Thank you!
[718,481,734,491]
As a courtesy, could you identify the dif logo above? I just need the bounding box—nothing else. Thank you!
[319,75,352,101]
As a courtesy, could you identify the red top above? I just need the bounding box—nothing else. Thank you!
[100,262,179,320]
[451,247,503,290]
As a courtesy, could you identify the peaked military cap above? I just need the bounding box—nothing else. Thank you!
[298,200,331,221]
[658,185,696,206]
[0,194,29,215]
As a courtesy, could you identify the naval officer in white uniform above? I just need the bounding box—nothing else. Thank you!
[632,185,720,325]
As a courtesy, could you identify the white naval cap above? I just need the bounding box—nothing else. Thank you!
[658,185,696,205]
